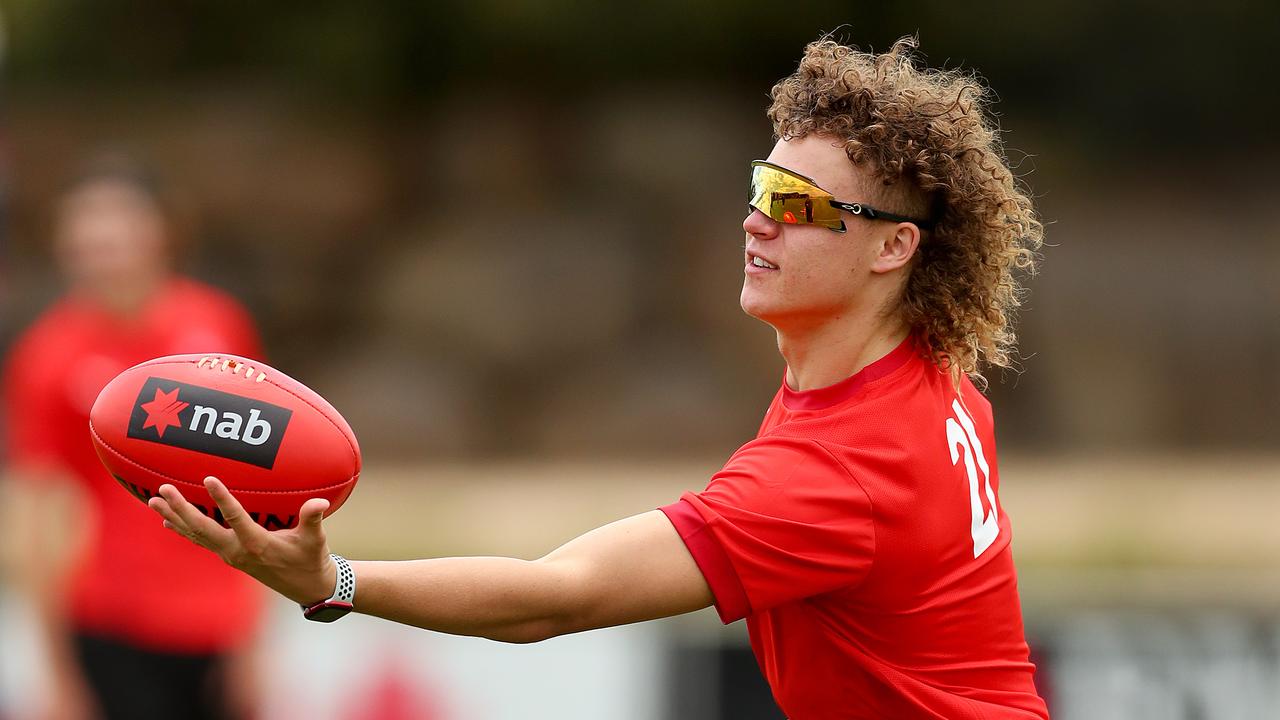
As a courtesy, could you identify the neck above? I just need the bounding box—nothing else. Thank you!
[777,310,909,392]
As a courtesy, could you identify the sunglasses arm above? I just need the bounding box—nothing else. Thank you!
[829,200,935,230]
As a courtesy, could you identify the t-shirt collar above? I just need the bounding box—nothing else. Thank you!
[780,335,918,412]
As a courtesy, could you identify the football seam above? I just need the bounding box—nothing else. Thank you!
[259,375,360,468]
[89,420,358,495]
[125,355,360,471]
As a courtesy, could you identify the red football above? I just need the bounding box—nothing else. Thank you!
[89,353,360,530]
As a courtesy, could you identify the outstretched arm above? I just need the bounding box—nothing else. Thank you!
[149,478,713,643]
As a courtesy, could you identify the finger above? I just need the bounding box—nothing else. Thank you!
[147,496,193,535]
[204,477,268,548]
[158,484,232,550]
[150,493,206,547]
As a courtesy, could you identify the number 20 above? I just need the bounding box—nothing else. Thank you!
[946,399,999,558]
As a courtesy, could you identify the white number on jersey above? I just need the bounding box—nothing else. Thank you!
[946,399,999,558]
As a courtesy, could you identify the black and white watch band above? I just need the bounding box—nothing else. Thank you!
[329,554,356,604]
[301,553,356,622]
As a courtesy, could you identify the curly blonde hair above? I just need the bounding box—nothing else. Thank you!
[768,36,1042,381]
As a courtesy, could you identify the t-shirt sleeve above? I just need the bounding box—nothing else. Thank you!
[659,436,875,624]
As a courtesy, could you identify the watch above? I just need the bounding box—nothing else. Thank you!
[302,554,356,623]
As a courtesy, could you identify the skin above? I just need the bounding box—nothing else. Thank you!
[147,134,925,643]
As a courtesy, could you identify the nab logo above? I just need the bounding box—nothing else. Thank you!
[127,377,293,468]
[189,405,274,445]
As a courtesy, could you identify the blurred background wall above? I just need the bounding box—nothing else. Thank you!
[0,2,1277,719]
[2,0,1276,458]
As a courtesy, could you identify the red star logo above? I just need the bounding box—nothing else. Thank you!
[139,387,189,438]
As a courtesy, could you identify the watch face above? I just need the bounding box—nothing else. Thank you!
[304,601,354,623]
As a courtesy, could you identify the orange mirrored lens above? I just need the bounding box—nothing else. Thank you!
[749,161,845,231]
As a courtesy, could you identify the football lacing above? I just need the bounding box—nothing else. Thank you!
[195,356,267,382]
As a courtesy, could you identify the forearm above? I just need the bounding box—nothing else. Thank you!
[346,512,712,644]
[350,556,580,643]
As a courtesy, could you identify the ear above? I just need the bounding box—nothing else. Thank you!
[870,223,921,274]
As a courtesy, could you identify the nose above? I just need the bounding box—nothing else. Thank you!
[743,208,780,240]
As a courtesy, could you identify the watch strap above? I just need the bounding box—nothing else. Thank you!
[301,554,355,622]
[328,554,356,604]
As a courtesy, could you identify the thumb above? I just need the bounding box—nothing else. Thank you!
[300,498,331,529]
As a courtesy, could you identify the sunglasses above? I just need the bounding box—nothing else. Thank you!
[748,160,935,233]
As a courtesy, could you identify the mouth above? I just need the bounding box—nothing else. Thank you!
[746,253,778,271]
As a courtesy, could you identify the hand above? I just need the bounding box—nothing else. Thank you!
[38,665,99,720]
[222,635,264,720]
[148,477,336,606]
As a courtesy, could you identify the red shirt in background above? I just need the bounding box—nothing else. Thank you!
[3,276,265,654]
[661,337,1048,719]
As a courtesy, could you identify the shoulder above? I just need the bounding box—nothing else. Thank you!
[152,277,262,356]
[2,301,94,402]
[957,374,994,421]
[5,299,84,368]
[159,276,258,332]
[723,435,851,479]
[164,276,252,317]
[699,436,868,512]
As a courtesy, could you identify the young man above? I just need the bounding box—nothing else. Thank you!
[150,37,1049,719]
[3,155,267,720]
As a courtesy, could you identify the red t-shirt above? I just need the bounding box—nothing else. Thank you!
[661,337,1048,719]
[3,277,266,654]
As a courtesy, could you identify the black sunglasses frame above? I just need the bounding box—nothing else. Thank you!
[828,200,936,231]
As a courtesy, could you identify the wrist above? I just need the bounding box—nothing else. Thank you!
[304,554,339,606]
[301,554,356,623]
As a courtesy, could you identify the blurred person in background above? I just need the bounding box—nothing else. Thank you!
[1,153,266,720]
[150,36,1047,720]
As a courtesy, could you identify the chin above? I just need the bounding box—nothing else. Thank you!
[740,290,783,324]
[739,288,764,318]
